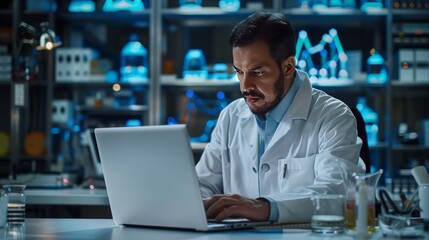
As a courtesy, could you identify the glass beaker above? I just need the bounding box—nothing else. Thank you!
[345,170,383,233]
[311,194,346,234]
[3,185,27,225]
[336,160,383,233]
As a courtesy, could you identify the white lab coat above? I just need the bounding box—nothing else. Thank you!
[196,70,365,223]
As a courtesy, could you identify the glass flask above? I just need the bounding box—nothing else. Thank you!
[338,164,382,234]
[3,185,27,225]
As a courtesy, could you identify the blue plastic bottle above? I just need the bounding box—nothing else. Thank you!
[356,97,379,146]
[312,0,328,9]
[182,49,208,80]
[366,49,387,84]
[360,0,383,11]
[120,34,148,83]
[219,0,240,11]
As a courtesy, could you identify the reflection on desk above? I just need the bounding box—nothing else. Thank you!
[1,218,427,240]
[26,188,109,206]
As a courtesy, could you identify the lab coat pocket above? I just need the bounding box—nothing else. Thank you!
[278,155,316,191]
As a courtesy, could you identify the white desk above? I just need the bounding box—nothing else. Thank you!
[25,188,109,206]
[24,188,110,218]
[1,219,427,240]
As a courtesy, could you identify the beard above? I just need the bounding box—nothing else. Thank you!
[243,72,285,117]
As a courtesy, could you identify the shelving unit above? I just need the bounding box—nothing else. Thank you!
[0,0,57,176]
[388,6,429,181]
[0,0,427,181]
[159,1,392,176]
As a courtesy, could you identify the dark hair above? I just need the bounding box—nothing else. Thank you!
[229,12,296,66]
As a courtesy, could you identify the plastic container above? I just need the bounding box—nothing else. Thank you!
[120,34,148,83]
[356,97,379,146]
[366,49,387,83]
[219,0,240,11]
[182,49,208,80]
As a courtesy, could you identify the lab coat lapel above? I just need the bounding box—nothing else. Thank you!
[265,75,312,151]
[238,107,259,165]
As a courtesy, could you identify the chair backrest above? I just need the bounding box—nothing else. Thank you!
[349,105,371,173]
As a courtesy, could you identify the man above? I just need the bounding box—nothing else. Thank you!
[196,12,365,224]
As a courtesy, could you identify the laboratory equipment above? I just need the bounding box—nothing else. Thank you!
[342,0,356,8]
[337,160,383,234]
[360,0,383,11]
[366,49,388,83]
[356,97,379,146]
[311,194,345,234]
[68,0,95,12]
[179,0,203,8]
[120,34,149,83]
[312,0,328,9]
[103,0,145,12]
[167,90,229,142]
[182,49,208,80]
[3,185,27,225]
[295,28,349,82]
[210,63,230,80]
[219,0,240,11]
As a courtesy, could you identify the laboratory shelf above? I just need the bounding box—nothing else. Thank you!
[391,81,429,87]
[56,82,149,88]
[163,7,273,19]
[392,145,429,151]
[161,79,239,87]
[369,143,389,150]
[392,9,429,20]
[312,80,387,88]
[58,11,151,26]
[77,105,148,115]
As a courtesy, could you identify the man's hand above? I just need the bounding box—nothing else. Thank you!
[203,194,270,222]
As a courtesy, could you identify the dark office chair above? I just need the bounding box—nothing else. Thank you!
[349,106,371,173]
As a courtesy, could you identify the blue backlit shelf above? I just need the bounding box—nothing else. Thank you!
[58,11,150,26]
[77,105,148,115]
[161,78,239,88]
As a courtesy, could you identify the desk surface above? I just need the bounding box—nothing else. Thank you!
[26,188,109,206]
[1,218,427,240]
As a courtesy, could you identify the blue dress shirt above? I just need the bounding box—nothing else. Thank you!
[255,72,302,222]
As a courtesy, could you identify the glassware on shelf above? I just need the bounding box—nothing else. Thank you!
[182,49,208,81]
[179,0,203,8]
[356,97,379,146]
[3,185,27,226]
[218,0,240,12]
[120,34,149,83]
[68,0,95,12]
[360,0,383,11]
[102,0,145,12]
[366,48,388,83]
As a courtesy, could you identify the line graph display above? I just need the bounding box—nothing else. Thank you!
[295,28,349,82]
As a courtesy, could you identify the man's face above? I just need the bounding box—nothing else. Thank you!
[232,41,293,117]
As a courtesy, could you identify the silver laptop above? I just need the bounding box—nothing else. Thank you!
[94,124,271,231]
